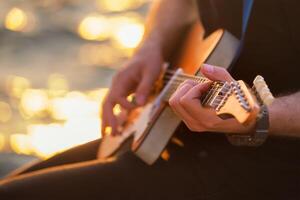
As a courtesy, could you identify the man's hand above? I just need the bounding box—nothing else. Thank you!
[102,43,164,136]
[169,64,254,134]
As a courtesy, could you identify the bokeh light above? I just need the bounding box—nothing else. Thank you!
[47,74,69,97]
[78,14,110,41]
[110,15,145,50]
[50,91,98,120]
[0,0,150,160]
[20,89,49,117]
[10,134,32,155]
[6,76,31,99]
[5,8,28,32]
[97,0,144,12]
[113,22,144,49]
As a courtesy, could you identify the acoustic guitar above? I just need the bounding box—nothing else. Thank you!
[98,22,261,165]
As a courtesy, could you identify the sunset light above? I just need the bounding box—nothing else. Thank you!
[97,0,144,12]
[0,0,149,161]
[5,8,28,32]
[78,14,110,41]
[113,22,144,49]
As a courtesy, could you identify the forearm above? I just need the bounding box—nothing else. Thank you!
[138,0,198,60]
[269,92,300,137]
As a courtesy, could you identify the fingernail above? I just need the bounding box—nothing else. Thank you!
[203,64,214,74]
[136,95,146,105]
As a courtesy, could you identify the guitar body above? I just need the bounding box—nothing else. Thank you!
[98,22,239,165]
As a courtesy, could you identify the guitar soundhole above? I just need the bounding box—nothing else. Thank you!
[218,113,234,120]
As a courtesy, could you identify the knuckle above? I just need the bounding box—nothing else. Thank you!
[184,80,196,87]
[168,97,176,107]
[179,80,192,88]
[202,121,214,130]
[179,97,188,106]
[183,80,194,85]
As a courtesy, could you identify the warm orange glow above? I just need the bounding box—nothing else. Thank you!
[50,91,99,120]
[9,89,108,158]
[113,104,122,115]
[110,16,144,49]
[5,8,28,32]
[87,88,109,102]
[161,149,170,161]
[47,74,69,97]
[78,14,110,41]
[27,119,100,158]
[114,23,144,48]
[20,89,48,117]
[6,76,31,98]
[10,134,32,155]
[97,0,144,12]
[0,0,151,159]
[28,124,65,158]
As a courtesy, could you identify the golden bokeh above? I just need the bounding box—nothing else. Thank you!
[28,123,67,158]
[47,74,69,97]
[97,0,144,12]
[20,89,49,117]
[78,14,110,41]
[1,0,151,159]
[10,134,32,155]
[113,22,144,49]
[26,119,100,158]
[50,91,98,120]
[5,8,28,32]
[6,76,31,99]
[87,88,109,102]
[110,15,145,50]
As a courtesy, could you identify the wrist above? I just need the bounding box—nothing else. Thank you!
[226,105,270,146]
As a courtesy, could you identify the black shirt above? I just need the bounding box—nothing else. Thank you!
[198,0,300,95]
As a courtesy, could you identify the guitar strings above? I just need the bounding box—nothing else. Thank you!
[161,69,231,91]
[159,69,234,107]
[162,77,231,91]
[161,80,230,98]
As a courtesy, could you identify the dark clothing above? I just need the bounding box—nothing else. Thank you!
[199,0,300,94]
[1,128,300,200]
[1,0,300,199]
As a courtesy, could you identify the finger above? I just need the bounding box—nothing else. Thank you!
[117,97,136,110]
[201,64,234,82]
[177,79,198,89]
[183,82,212,101]
[179,82,212,116]
[169,81,195,122]
[135,73,157,106]
[101,100,119,136]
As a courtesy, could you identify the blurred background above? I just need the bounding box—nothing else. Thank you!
[0,0,150,178]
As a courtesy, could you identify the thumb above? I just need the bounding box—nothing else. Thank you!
[135,75,155,105]
[201,64,234,82]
